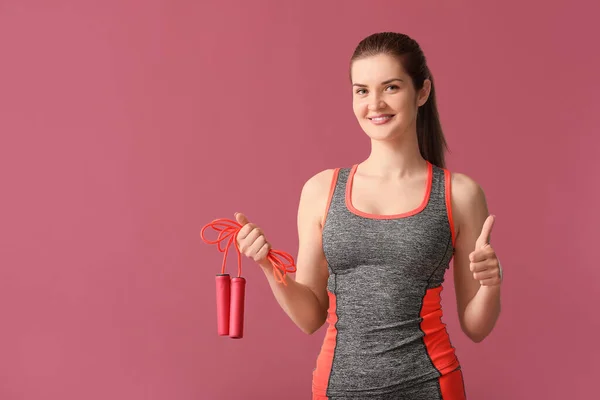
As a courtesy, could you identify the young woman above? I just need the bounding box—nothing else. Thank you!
[234,32,502,400]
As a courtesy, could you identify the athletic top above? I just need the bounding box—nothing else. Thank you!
[312,162,461,399]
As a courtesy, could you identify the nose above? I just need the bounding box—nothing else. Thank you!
[367,93,385,111]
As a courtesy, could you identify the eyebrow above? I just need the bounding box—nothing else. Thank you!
[352,78,404,88]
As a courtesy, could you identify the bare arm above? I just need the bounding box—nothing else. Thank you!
[237,169,333,334]
[451,172,502,343]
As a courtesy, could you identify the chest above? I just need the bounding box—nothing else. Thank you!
[349,176,428,216]
[322,212,452,281]
[347,168,430,217]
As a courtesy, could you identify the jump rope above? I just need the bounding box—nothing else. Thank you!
[200,218,297,339]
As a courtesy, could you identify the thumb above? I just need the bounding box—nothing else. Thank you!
[235,212,250,226]
[475,214,495,249]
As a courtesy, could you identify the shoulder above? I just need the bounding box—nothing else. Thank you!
[301,168,339,199]
[450,172,485,203]
[298,168,340,225]
[448,171,489,230]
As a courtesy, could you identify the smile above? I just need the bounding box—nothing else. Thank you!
[368,114,395,125]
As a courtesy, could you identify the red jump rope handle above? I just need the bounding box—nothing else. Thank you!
[216,274,231,336]
[202,218,296,338]
[229,277,246,339]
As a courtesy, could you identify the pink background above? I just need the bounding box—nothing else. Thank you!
[1,1,598,399]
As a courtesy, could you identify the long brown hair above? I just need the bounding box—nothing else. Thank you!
[350,32,449,168]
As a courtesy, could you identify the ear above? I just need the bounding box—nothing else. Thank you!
[417,79,432,107]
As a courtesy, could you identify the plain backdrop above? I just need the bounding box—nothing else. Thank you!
[1,0,599,399]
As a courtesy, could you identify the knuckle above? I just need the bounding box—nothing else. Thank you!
[239,243,249,254]
[255,246,267,260]
[253,250,264,262]
[240,226,251,236]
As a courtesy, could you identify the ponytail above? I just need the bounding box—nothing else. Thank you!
[416,74,448,168]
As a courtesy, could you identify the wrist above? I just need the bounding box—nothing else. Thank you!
[258,259,272,270]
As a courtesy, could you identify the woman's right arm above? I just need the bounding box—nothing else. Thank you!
[236,169,334,335]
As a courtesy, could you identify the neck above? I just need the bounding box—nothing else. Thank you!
[360,128,426,178]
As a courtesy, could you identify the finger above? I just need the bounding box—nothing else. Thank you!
[469,247,495,263]
[475,215,495,249]
[244,228,264,249]
[469,259,497,273]
[238,228,260,252]
[235,212,250,226]
[255,242,271,261]
[247,234,266,254]
[473,269,498,281]
[479,277,501,287]
[237,222,257,240]
[245,227,264,246]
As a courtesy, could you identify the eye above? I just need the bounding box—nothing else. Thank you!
[355,88,367,95]
[385,84,399,91]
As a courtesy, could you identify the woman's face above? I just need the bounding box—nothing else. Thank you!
[351,53,429,143]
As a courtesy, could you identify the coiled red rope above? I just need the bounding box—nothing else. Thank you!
[200,218,296,285]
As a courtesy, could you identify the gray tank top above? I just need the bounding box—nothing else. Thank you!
[312,162,461,399]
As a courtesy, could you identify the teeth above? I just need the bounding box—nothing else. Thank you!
[372,116,391,121]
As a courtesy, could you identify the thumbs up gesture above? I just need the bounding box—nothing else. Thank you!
[469,215,502,287]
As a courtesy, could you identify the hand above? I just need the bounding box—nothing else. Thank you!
[235,212,272,266]
[469,215,502,287]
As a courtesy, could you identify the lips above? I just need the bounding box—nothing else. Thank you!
[368,114,395,125]
[369,114,393,120]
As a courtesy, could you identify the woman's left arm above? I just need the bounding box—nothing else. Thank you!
[451,172,502,343]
